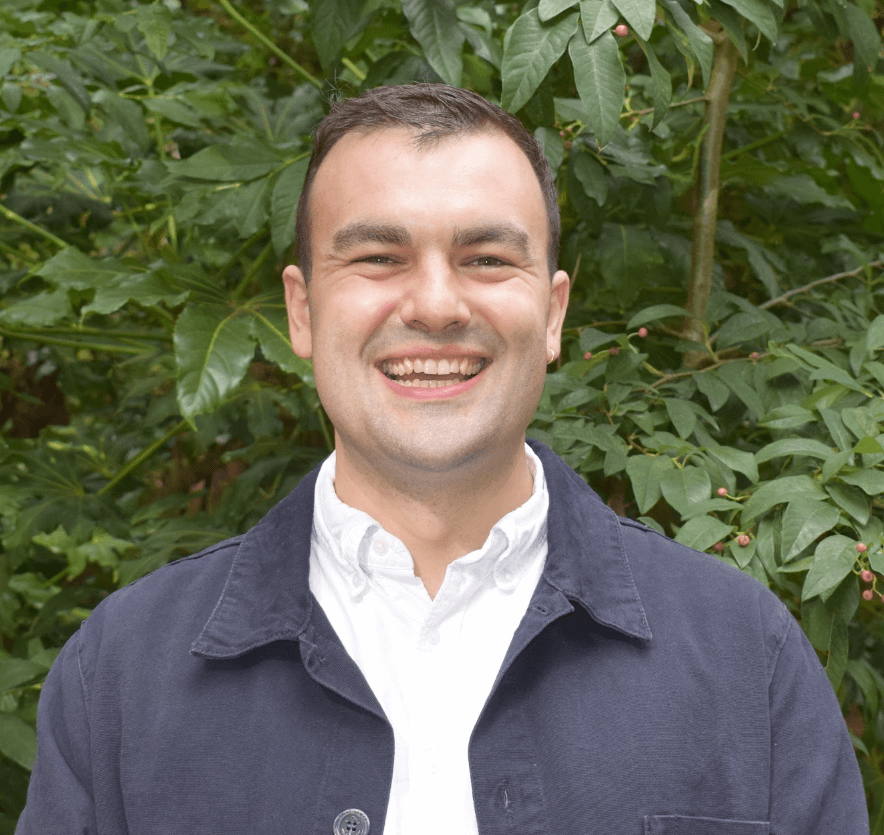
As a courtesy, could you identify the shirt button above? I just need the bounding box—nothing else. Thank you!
[333,808,370,835]
[372,539,388,555]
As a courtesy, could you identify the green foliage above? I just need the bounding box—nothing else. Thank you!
[0,0,882,829]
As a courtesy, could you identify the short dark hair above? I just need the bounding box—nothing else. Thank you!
[294,84,560,281]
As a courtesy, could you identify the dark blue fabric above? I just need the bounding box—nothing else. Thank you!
[16,440,868,834]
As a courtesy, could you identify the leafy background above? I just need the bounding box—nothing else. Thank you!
[0,0,883,828]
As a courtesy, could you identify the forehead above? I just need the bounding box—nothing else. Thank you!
[308,128,548,246]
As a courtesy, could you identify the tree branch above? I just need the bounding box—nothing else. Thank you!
[682,29,739,367]
[760,261,884,309]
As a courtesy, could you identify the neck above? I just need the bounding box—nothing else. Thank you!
[332,441,534,599]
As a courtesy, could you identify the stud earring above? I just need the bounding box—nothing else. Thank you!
[548,347,555,364]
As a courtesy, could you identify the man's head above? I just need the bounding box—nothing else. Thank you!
[282,84,570,486]
[295,84,561,280]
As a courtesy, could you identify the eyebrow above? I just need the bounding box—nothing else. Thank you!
[452,224,533,261]
[332,222,411,253]
[330,220,534,262]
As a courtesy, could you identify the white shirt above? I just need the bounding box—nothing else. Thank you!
[308,443,549,835]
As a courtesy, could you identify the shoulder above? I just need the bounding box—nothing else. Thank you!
[617,516,792,675]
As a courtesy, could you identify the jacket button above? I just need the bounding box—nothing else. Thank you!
[333,809,370,835]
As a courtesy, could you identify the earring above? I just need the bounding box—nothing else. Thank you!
[548,347,555,364]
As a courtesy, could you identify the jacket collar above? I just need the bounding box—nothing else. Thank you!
[191,439,651,659]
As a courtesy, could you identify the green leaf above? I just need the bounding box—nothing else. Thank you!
[0,658,46,693]
[660,0,713,87]
[501,8,578,114]
[674,515,734,552]
[754,438,835,464]
[36,248,128,291]
[718,0,778,42]
[781,497,841,561]
[663,398,697,439]
[854,436,884,455]
[136,4,173,61]
[660,465,711,515]
[843,3,881,72]
[248,301,314,379]
[0,713,36,771]
[633,34,672,126]
[609,0,655,40]
[570,151,608,205]
[171,143,283,182]
[580,0,620,42]
[0,47,21,79]
[626,304,687,330]
[801,602,849,689]
[403,0,465,86]
[0,288,71,327]
[175,305,256,420]
[763,175,853,209]
[825,483,870,526]
[626,454,674,513]
[312,0,366,69]
[839,469,884,496]
[758,405,815,430]
[802,535,857,601]
[742,475,822,523]
[866,315,884,353]
[707,0,747,61]
[705,444,759,483]
[716,361,764,419]
[271,159,308,256]
[694,371,730,413]
[538,0,580,22]
[569,29,625,148]
[870,551,884,575]
[143,96,204,128]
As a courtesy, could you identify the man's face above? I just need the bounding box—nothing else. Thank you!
[283,127,570,478]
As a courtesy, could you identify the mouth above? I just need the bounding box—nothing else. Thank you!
[379,356,488,389]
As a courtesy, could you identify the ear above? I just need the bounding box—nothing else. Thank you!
[546,269,571,357]
[282,265,313,359]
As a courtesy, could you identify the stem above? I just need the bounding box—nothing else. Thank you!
[216,0,323,90]
[0,328,148,354]
[341,57,366,81]
[760,261,883,309]
[682,29,739,368]
[98,419,189,496]
[231,240,273,300]
[0,203,68,249]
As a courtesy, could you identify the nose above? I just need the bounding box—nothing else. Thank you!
[398,256,471,334]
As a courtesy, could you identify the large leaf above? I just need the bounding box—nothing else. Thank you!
[660,465,711,516]
[580,0,620,42]
[609,0,655,40]
[403,0,465,87]
[249,299,314,379]
[674,515,734,552]
[312,0,366,69]
[175,305,257,420]
[171,143,283,182]
[633,34,672,126]
[718,0,778,43]
[569,29,625,148]
[802,535,858,601]
[754,438,835,464]
[0,712,36,771]
[538,0,580,22]
[626,453,675,513]
[780,497,841,561]
[659,0,713,88]
[271,158,308,256]
[0,658,46,693]
[501,8,579,114]
[843,3,881,72]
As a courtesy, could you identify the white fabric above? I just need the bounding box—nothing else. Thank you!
[308,443,549,835]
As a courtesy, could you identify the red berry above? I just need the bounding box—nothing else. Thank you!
[563,140,573,150]
[861,569,874,583]
[852,111,861,119]
[614,23,629,36]
[637,327,648,338]
[609,347,619,356]
[717,487,728,497]
[863,589,874,601]
[737,534,750,547]
[713,542,724,553]
[856,542,868,553]
[583,351,592,360]
[750,352,760,360]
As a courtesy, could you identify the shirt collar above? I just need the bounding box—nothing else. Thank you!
[191,439,651,659]
[311,444,548,597]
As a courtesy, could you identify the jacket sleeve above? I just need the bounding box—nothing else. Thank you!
[767,613,868,835]
[15,628,97,835]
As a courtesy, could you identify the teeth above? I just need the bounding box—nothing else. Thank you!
[391,377,463,388]
[380,357,485,378]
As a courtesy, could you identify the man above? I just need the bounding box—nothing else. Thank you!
[18,84,866,834]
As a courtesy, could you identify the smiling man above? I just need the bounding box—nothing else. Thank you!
[18,85,867,835]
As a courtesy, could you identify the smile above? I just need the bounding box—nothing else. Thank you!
[380,357,487,389]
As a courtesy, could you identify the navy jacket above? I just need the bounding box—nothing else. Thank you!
[17,440,867,834]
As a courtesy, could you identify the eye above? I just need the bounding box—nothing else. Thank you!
[468,256,509,267]
[354,255,397,265]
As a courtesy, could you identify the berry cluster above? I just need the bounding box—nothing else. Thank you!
[857,543,883,603]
